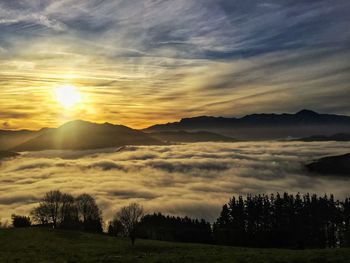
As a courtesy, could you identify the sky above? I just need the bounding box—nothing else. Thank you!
[0,0,350,130]
[1,141,350,222]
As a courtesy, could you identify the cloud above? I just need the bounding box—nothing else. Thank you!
[0,1,349,129]
[147,159,231,173]
[86,160,127,171]
[0,193,39,205]
[108,189,159,200]
[12,161,55,171]
[1,141,350,223]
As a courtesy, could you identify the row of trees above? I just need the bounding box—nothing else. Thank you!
[214,193,350,248]
[10,191,350,248]
[12,190,144,245]
[114,213,213,244]
[30,190,103,232]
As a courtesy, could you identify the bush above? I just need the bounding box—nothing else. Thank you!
[11,214,31,228]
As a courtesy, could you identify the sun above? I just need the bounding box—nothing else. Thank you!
[54,85,81,109]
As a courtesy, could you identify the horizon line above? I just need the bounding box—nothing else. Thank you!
[2,108,349,132]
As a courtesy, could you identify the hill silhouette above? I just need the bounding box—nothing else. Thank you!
[306,153,350,176]
[0,129,51,150]
[3,110,350,149]
[12,120,163,151]
[296,133,350,142]
[145,110,350,140]
[0,151,19,160]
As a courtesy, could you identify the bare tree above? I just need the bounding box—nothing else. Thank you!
[76,193,102,232]
[115,203,144,245]
[30,191,102,232]
[60,193,79,229]
[30,205,50,225]
[108,218,125,237]
[42,190,63,228]
[31,191,73,227]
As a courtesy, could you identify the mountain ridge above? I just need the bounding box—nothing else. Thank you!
[11,120,163,151]
[2,110,350,149]
[144,110,350,140]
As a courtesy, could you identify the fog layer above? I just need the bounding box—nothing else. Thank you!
[1,141,350,223]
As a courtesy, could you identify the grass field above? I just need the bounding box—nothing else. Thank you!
[1,228,350,263]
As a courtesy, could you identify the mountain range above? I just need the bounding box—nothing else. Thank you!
[0,121,238,151]
[1,109,350,151]
[145,110,350,140]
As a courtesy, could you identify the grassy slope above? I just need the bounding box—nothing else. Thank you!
[1,228,350,263]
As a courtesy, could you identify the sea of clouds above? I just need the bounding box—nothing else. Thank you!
[1,141,350,224]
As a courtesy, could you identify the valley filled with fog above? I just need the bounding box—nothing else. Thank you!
[1,141,350,223]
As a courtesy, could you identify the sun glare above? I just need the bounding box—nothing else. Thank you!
[54,85,81,109]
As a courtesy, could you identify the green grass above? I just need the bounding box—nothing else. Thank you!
[1,228,350,263]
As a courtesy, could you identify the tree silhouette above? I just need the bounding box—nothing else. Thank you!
[76,193,103,232]
[30,205,49,225]
[60,193,79,229]
[115,203,143,245]
[108,218,125,237]
[138,213,212,243]
[31,190,102,233]
[25,190,350,248]
[11,214,31,228]
[214,193,350,248]
[42,190,63,228]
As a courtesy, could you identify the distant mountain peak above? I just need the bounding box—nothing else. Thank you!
[57,119,90,129]
[58,120,125,130]
[295,109,319,116]
[11,120,163,151]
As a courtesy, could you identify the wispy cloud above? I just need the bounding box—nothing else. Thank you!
[0,1,349,129]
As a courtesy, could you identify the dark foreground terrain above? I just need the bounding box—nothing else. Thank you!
[1,228,350,263]
[306,153,350,176]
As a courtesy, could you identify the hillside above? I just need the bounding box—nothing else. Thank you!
[0,129,50,150]
[147,130,236,143]
[1,228,350,263]
[145,110,350,140]
[297,133,350,142]
[306,153,350,176]
[12,120,163,151]
[0,151,19,160]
